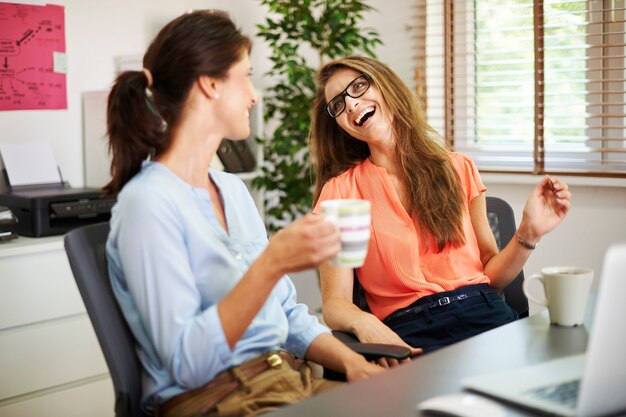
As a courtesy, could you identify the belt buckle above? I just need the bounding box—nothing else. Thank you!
[438,296,451,306]
[266,353,283,368]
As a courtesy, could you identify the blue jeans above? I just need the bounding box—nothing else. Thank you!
[384,284,518,352]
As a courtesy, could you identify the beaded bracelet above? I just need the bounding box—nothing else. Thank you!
[516,234,537,250]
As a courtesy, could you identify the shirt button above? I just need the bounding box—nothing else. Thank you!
[235,253,243,260]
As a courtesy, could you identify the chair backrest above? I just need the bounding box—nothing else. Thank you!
[64,222,150,417]
[485,196,529,318]
[352,196,529,318]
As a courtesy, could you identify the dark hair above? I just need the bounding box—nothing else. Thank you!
[310,56,465,251]
[103,10,251,196]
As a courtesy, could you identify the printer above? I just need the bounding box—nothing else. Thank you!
[0,143,116,237]
[0,185,115,237]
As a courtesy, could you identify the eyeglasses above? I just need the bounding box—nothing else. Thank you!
[325,74,371,118]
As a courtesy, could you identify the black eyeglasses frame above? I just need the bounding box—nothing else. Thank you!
[325,74,371,118]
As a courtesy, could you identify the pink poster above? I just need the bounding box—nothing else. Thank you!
[0,3,66,111]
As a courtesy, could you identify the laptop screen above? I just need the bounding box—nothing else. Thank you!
[463,242,626,417]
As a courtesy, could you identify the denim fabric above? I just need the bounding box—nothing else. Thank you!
[386,284,518,352]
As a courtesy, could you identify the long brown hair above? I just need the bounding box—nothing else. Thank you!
[103,10,251,196]
[309,56,465,250]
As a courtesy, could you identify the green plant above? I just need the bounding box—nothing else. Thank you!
[253,0,381,232]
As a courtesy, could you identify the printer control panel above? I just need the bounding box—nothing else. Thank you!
[50,198,116,218]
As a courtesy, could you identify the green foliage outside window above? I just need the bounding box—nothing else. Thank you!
[474,0,587,147]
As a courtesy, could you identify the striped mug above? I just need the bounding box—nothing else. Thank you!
[320,199,371,268]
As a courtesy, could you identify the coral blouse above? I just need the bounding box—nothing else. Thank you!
[314,152,490,320]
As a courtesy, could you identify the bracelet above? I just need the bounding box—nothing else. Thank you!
[516,234,537,250]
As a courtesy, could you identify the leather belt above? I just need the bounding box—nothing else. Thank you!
[384,287,492,326]
[157,351,292,417]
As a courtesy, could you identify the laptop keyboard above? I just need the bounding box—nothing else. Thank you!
[526,379,580,409]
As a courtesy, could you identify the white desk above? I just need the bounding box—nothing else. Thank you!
[0,235,114,417]
[265,307,598,417]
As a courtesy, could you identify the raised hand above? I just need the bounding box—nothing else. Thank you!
[520,175,571,242]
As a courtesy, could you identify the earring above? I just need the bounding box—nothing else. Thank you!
[214,93,220,99]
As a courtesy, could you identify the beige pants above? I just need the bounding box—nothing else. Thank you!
[213,359,340,416]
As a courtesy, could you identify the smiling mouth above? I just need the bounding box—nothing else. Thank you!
[354,107,375,127]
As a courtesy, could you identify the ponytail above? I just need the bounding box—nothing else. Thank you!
[103,70,166,196]
[103,10,251,197]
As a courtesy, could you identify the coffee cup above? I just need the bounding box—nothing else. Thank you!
[523,266,593,326]
[320,199,371,268]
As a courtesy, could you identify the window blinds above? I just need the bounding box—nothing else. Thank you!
[422,0,626,177]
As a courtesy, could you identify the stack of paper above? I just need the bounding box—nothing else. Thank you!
[0,143,63,188]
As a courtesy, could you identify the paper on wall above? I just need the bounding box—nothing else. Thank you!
[0,3,67,110]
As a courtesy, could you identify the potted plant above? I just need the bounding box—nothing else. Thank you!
[253,0,381,232]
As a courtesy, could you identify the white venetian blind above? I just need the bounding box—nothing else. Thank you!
[420,0,626,177]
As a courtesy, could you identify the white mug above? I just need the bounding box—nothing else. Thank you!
[523,266,594,326]
[320,199,371,268]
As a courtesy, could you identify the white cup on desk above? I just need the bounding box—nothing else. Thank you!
[320,199,371,268]
[523,266,594,326]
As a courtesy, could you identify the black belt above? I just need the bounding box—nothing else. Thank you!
[384,284,494,326]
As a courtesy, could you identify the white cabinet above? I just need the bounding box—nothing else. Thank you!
[0,236,114,417]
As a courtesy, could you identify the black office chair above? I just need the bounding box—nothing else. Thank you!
[335,195,529,346]
[64,222,150,417]
[485,196,529,318]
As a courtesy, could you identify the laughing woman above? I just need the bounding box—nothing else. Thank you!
[310,56,571,361]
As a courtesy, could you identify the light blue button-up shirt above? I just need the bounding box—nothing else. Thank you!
[106,161,329,412]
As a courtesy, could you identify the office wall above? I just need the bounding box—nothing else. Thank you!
[0,0,415,189]
[0,0,416,312]
[0,0,245,189]
[0,1,624,312]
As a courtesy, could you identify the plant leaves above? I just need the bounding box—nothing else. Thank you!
[255,0,380,231]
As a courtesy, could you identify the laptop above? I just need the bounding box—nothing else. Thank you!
[463,242,626,417]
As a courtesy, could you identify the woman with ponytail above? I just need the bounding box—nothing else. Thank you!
[105,11,381,417]
[309,56,572,362]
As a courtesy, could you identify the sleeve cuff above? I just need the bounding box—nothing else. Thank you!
[204,305,233,364]
[285,321,331,358]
